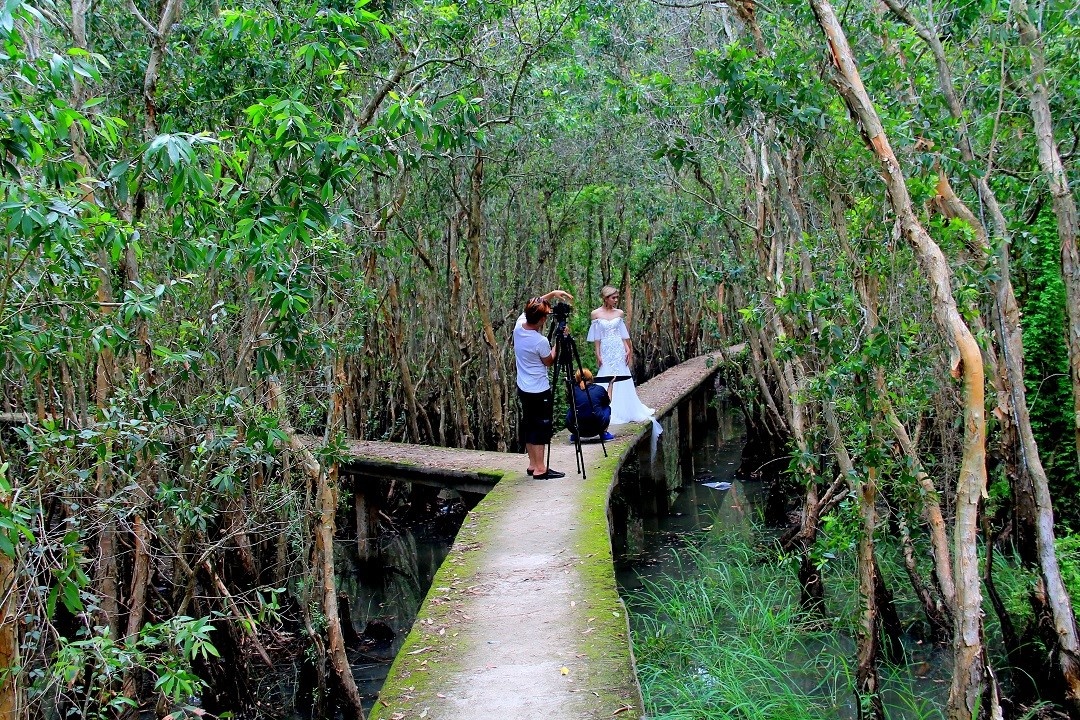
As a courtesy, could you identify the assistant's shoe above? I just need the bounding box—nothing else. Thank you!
[526,469,534,476]
[602,431,615,441]
[534,468,565,479]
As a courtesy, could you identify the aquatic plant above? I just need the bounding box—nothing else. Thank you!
[628,531,949,720]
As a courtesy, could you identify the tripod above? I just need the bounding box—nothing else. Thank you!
[547,318,607,479]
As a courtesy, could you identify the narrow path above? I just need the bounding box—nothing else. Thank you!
[351,353,730,720]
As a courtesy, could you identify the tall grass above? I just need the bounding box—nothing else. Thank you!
[626,531,946,720]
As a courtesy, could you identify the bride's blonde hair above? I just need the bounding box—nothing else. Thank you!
[600,285,618,300]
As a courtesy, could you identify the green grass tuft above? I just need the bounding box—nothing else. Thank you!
[626,530,947,720]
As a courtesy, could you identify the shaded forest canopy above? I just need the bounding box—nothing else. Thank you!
[3,0,1080,717]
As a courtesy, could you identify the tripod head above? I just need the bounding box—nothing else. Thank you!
[550,300,573,324]
[547,301,576,364]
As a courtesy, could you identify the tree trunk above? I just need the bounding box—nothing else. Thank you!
[856,469,884,720]
[121,512,152,711]
[824,400,883,719]
[805,2,992,717]
[873,553,905,664]
[316,460,364,717]
[131,0,183,138]
[620,264,633,329]
[447,259,475,448]
[898,518,951,641]
[386,279,421,444]
[1012,0,1080,476]
[1009,1,1080,706]
[762,147,826,614]
[69,0,122,641]
[267,376,366,719]
[983,519,1039,705]
[465,149,507,450]
[893,0,1080,701]
[0,473,19,719]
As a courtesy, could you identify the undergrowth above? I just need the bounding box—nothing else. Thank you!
[625,530,948,720]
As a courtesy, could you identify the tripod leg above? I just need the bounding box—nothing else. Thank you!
[571,381,585,476]
[562,337,587,479]
[568,335,608,460]
[546,359,559,474]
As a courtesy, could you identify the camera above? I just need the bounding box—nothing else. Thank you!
[550,301,572,324]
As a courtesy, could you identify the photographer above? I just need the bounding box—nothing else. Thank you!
[565,369,614,442]
[514,295,568,479]
[515,289,573,330]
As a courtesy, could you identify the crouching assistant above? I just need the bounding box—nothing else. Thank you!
[565,369,613,442]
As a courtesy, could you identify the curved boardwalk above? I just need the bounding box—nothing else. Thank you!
[348,353,730,720]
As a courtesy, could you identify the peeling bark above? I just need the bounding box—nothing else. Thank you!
[1009,1,1080,706]
[806,2,991,716]
[1012,0,1080,476]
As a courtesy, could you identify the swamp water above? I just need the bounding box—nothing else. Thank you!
[611,390,951,720]
[242,478,483,718]
[336,481,486,713]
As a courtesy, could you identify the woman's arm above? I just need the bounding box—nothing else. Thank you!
[587,315,602,366]
[619,318,632,366]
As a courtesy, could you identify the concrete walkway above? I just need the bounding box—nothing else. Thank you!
[353,353,729,720]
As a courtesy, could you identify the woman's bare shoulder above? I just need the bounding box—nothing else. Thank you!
[614,309,625,318]
[590,308,603,319]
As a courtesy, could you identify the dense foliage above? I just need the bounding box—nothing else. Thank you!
[2,0,1080,716]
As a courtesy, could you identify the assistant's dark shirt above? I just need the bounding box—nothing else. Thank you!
[565,383,611,437]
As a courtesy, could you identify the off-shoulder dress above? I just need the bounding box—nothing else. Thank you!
[586,316,655,424]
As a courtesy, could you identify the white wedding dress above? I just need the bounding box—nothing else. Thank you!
[587,316,655,424]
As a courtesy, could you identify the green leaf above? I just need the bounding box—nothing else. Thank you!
[107,159,130,180]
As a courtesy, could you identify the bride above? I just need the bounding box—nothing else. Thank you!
[587,285,655,424]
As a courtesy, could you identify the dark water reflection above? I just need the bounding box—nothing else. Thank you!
[337,518,456,708]
[337,483,485,713]
[612,391,766,593]
[252,479,482,717]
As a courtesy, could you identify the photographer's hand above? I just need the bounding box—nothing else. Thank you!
[542,289,574,303]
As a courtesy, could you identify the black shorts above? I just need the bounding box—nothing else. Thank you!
[518,388,553,445]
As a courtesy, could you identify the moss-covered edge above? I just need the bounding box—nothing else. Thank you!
[569,433,647,719]
[367,444,647,720]
[569,358,726,719]
[367,467,520,720]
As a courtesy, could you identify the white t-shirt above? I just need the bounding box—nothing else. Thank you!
[514,324,551,392]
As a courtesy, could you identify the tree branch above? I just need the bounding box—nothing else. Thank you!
[126,0,157,36]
